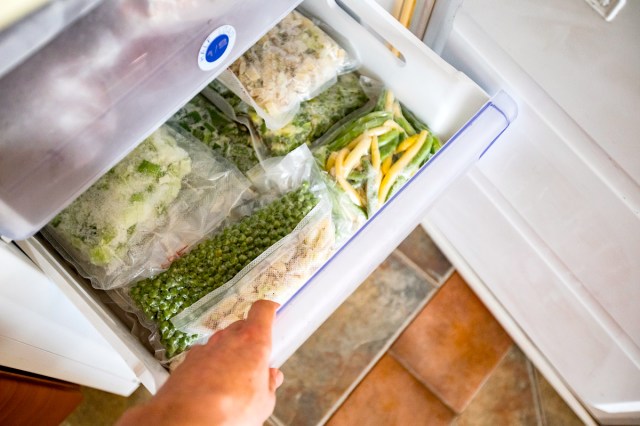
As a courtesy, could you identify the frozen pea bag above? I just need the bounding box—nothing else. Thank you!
[121,145,333,362]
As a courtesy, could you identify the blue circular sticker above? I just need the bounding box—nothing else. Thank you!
[198,25,236,71]
[206,34,229,63]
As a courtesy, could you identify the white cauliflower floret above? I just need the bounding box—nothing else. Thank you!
[49,126,191,268]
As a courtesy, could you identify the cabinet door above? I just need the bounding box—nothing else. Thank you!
[0,368,82,426]
[425,0,640,423]
[0,241,140,396]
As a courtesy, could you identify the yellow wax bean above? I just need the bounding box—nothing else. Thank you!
[344,135,372,177]
[335,149,363,207]
[381,155,393,175]
[395,133,420,154]
[378,130,428,204]
[325,151,338,172]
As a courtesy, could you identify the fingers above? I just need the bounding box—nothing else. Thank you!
[269,368,284,392]
[245,300,279,337]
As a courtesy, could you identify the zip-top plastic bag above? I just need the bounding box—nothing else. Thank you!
[217,10,357,130]
[168,91,265,173]
[312,87,443,219]
[172,198,334,339]
[121,145,333,362]
[44,125,252,290]
[210,72,371,158]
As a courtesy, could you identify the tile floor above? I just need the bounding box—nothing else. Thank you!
[62,227,583,426]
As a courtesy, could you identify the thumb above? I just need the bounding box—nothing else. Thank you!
[269,368,284,392]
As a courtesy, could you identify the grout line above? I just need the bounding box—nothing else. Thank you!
[388,349,460,415]
[529,360,547,426]
[439,264,456,285]
[458,343,513,412]
[317,283,441,425]
[392,249,443,288]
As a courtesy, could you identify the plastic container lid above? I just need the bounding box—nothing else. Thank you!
[0,0,301,240]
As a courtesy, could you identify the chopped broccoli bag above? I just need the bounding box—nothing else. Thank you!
[252,72,369,156]
[210,72,369,157]
[50,127,191,268]
[170,94,258,172]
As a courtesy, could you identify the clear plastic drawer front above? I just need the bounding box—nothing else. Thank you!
[0,0,301,240]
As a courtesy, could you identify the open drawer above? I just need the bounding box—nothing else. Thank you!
[13,0,516,393]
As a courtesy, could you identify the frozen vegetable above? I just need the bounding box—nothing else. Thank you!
[220,10,352,129]
[173,201,334,340]
[129,183,319,358]
[49,127,191,268]
[170,94,258,172]
[248,73,369,156]
[46,126,252,291]
[314,89,442,216]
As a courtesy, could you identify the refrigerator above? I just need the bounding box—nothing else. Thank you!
[0,0,637,424]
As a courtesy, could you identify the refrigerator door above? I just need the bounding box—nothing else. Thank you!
[424,0,640,423]
[0,240,140,396]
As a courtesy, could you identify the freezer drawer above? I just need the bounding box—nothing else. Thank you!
[15,0,515,390]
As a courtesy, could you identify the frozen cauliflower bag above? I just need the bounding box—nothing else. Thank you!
[50,127,191,267]
[45,125,251,290]
[218,10,356,130]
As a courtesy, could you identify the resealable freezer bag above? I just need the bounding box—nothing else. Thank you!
[172,199,334,340]
[210,72,370,158]
[217,10,357,130]
[43,125,252,290]
[168,92,266,173]
[119,145,333,362]
[312,88,443,219]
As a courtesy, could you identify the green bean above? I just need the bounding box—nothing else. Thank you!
[326,111,393,153]
[394,115,416,136]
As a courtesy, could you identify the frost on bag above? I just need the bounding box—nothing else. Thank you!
[44,125,251,290]
[168,92,263,173]
[125,145,331,361]
[218,10,356,130]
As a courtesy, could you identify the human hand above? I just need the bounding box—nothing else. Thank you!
[118,300,283,426]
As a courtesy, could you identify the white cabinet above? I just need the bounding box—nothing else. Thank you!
[0,240,139,395]
[423,0,640,424]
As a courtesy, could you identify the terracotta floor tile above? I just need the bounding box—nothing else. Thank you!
[327,354,455,426]
[390,272,512,412]
[272,252,436,426]
[454,347,539,426]
[397,227,452,285]
[534,370,582,426]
